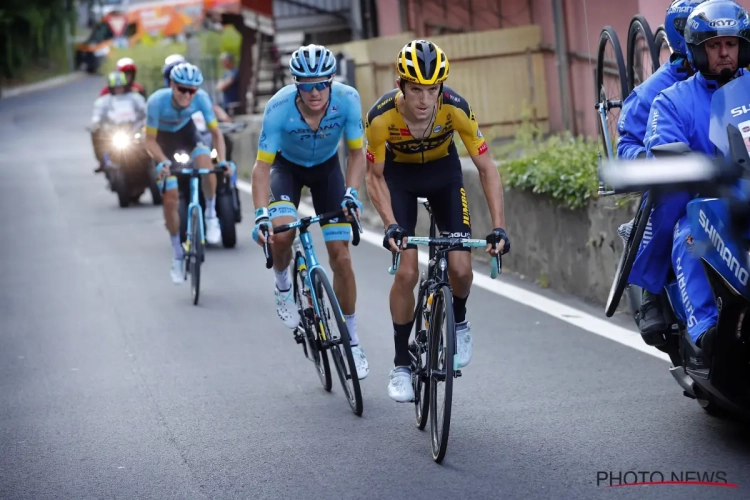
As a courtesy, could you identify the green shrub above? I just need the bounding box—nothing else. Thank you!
[499,132,600,210]
[101,37,187,94]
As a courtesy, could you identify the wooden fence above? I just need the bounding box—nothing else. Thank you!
[327,25,549,139]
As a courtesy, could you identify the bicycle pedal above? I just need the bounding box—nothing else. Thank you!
[454,370,462,378]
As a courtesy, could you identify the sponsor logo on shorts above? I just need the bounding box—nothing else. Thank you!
[460,187,471,226]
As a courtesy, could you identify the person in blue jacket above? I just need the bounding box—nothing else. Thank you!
[619,0,706,344]
[638,0,750,353]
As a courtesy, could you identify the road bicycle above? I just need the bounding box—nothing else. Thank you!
[388,197,503,463]
[261,202,365,415]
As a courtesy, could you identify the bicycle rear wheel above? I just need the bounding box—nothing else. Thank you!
[190,206,202,305]
[605,194,653,317]
[311,267,363,416]
[654,26,671,66]
[627,15,659,93]
[429,284,455,463]
[293,251,331,391]
[596,26,629,156]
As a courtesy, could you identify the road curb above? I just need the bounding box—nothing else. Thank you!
[2,72,88,99]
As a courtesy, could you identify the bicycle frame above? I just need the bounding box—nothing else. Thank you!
[183,170,206,251]
[281,212,351,344]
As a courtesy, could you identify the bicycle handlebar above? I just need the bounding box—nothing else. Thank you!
[159,164,229,194]
[261,202,363,269]
[387,236,503,279]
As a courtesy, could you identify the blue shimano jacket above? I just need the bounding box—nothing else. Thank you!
[616,60,690,159]
[643,72,745,157]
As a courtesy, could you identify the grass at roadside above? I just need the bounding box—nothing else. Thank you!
[0,43,70,89]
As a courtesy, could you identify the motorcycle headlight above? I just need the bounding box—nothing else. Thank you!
[134,133,141,140]
[211,149,217,159]
[173,153,190,164]
[112,131,130,149]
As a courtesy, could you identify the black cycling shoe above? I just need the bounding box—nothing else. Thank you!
[638,290,668,346]
[695,325,717,357]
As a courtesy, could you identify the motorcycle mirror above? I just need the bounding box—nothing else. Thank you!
[599,154,721,192]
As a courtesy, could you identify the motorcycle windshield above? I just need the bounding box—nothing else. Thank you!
[709,73,750,160]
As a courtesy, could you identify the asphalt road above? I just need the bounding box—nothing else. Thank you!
[2,77,750,500]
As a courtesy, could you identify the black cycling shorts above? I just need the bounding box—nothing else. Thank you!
[156,121,210,195]
[384,150,472,252]
[269,152,351,242]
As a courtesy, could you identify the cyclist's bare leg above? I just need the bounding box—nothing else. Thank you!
[448,250,473,368]
[162,179,180,236]
[269,215,296,273]
[447,251,473,299]
[197,153,217,200]
[326,240,355,315]
[392,249,419,323]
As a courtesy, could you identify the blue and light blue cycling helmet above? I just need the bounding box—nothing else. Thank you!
[162,54,186,87]
[170,62,204,88]
[684,0,750,73]
[289,44,337,79]
[665,0,707,58]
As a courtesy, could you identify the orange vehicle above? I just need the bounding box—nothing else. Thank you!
[75,0,240,73]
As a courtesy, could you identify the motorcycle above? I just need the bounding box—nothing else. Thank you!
[99,122,161,208]
[600,73,750,418]
[173,148,238,249]
[202,120,246,225]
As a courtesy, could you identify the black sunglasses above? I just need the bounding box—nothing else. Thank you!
[176,86,197,95]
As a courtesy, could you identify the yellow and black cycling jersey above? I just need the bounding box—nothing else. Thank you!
[364,85,488,164]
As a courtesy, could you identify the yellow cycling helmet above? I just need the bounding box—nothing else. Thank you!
[396,40,449,85]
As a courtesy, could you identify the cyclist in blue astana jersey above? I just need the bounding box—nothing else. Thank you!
[145,62,235,284]
[616,0,705,345]
[251,44,370,380]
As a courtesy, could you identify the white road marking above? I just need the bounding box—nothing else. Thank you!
[236,179,669,362]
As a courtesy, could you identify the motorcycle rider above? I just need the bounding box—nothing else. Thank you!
[640,0,750,354]
[99,58,146,98]
[90,71,147,173]
[619,0,706,345]
[145,63,234,282]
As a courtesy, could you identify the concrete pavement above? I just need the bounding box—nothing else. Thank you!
[1,76,749,499]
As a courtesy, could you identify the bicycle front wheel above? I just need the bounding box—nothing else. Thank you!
[429,284,455,463]
[293,252,331,391]
[190,206,202,305]
[311,267,363,416]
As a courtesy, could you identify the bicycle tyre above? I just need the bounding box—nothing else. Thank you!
[429,284,455,463]
[191,206,202,306]
[293,252,331,392]
[627,15,659,93]
[311,267,363,416]
[654,26,671,66]
[413,279,430,430]
[605,194,653,317]
[596,26,629,155]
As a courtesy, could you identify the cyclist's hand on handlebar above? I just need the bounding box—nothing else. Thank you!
[156,160,172,180]
[383,223,407,252]
[217,160,236,177]
[252,207,273,246]
[341,187,363,221]
[486,227,510,256]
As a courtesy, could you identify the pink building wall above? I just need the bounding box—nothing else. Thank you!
[375,0,750,138]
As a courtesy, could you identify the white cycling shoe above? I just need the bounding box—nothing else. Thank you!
[455,321,473,369]
[170,259,183,285]
[350,345,369,380]
[275,285,300,329]
[205,216,221,245]
[387,367,414,403]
